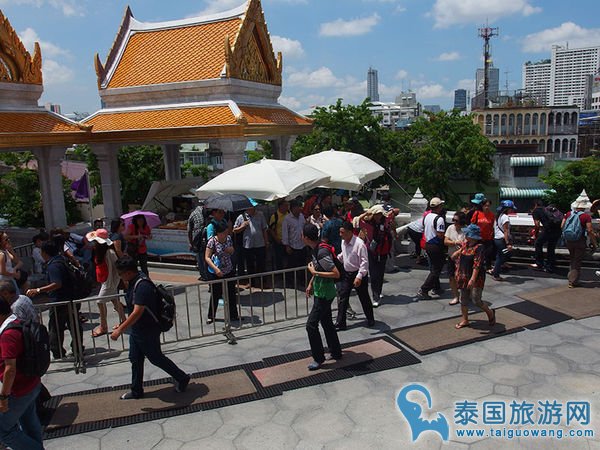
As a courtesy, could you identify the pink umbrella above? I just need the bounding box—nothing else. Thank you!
[121,210,162,228]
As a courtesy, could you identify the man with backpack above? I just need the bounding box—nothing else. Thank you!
[303,223,342,370]
[0,297,44,450]
[562,199,597,288]
[531,200,563,273]
[417,197,447,300]
[111,256,189,399]
[26,241,83,360]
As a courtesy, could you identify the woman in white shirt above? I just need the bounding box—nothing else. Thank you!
[0,232,23,293]
[444,211,466,305]
[490,200,515,281]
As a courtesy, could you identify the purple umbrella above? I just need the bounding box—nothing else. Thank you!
[121,210,162,228]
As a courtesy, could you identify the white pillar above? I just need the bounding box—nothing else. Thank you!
[32,146,67,229]
[271,135,297,161]
[162,144,181,181]
[219,139,247,171]
[92,144,123,219]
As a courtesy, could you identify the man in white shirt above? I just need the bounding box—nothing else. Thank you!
[282,200,306,269]
[335,221,375,330]
[417,197,446,300]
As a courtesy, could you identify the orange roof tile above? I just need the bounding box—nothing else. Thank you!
[85,106,238,131]
[107,19,241,88]
[0,112,84,133]
[240,106,312,126]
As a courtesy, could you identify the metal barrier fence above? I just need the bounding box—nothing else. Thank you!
[37,266,312,374]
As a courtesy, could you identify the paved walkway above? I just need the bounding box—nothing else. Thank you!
[42,258,600,449]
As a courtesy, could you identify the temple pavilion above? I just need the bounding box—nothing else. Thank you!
[0,0,312,229]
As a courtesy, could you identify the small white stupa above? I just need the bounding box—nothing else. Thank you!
[571,189,592,211]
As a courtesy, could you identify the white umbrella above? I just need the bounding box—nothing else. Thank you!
[296,148,385,190]
[195,158,330,201]
[141,176,205,213]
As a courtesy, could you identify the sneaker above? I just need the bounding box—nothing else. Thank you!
[175,375,191,393]
[372,300,380,308]
[595,271,600,277]
[431,289,444,297]
[416,290,432,300]
[307,361,322,371]
[206,318,214,325]
[326,353,343,361]
[120,391,143,400]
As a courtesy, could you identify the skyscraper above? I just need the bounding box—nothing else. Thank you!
[476,67,500,100]
[523,45,600,108]
[454,89,467,111]
[550,45,600,107]
[522,59,551,105]
[367,67,379,102]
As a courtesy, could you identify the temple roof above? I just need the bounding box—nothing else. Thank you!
[0,110,91,148]
[96,0,282,90]
[81,101,311,142]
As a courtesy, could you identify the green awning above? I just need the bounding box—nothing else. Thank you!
[500,187,554,199]
[510,156,546,167]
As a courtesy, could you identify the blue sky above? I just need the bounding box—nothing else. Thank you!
[1,0,599,115]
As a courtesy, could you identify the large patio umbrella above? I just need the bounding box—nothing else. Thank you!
[195,158,330,201]
[296,148,385,191]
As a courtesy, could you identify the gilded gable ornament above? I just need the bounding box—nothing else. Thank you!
[0,11,43,84]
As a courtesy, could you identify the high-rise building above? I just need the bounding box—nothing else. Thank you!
[522,59,551,105]
[476,67,500,100]
[454,89,467,111]
[367,67,379,102]
[550,45,600,107]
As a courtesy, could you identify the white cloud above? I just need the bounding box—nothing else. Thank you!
[435,51,461,61]
[19,28,71,58]
[287,67,345,89]
[0,0,83,16]
[395,69,409,80]
[416,83,452,99]
[522,22,600,53]
[279,96,302,110]
[430,0,541,28]
[193,0,242,15]
[271,36,305,59]
[320,14,380,37]
[42,59,74,85]
[456,78,475,91]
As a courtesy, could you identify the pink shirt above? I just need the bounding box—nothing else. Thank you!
[338,235,369,280]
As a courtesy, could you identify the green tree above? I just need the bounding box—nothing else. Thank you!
[0,152,82,227]
[541,156,600,212]
[118,145,165,209]
[292,99,392,169]
[246,140,273,163]
[180,162,209,180]
[391,110,496,206]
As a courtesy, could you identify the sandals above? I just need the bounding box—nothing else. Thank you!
[488,309,496,327]
[455,321,470,329]
[449,298,460,305]
[92,326,108,338]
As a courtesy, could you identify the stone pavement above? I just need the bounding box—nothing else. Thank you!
[41,258,600,449]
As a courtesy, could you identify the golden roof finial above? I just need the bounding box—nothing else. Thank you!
[0,10,43,84]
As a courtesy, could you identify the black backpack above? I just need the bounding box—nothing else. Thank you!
[2,320,51,377]
[544,206,564,230]
[133,278,176,332]
[63,260,93,300]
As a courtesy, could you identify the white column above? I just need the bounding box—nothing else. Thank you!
[270,135,297,161]
[92,143,123,219]
[219,139,247,171]
[32,146,67,229]
[162,144,181,181]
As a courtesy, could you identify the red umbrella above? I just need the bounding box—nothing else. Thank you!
[120,210,161,228]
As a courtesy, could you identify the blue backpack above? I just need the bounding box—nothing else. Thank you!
[562,211,584,242]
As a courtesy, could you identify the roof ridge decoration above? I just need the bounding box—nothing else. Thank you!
[0,10,42,85]
[224,0,282,85]
[95,6,133,89]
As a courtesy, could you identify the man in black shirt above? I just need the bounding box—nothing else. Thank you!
[26,241,83,359]
[531,200,561,273]
[111,256,189,399]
